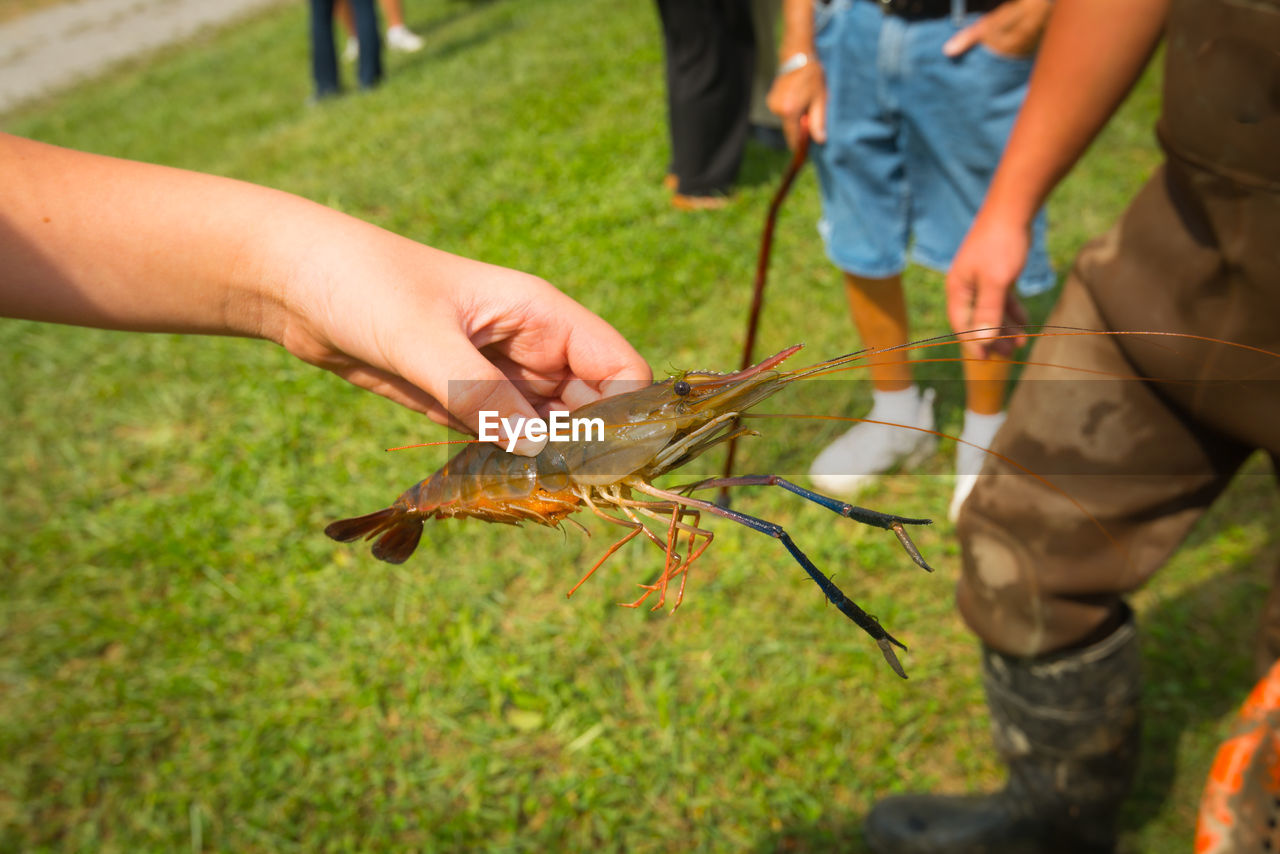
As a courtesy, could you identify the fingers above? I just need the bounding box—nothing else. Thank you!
[957,283,1029,357]
[768,64,826,148]
[780,100,823,148]
[556,375,649,412]
[945,238,984,340]
[769,88,806,151]
[944,0,1051,59]
[943,20,985,57]
[947,264,1018,358]
[324,360,466,432]
[559,300,652,392]
[978,0,1053,57]
[479,284,651,409]
[946,277,977,346]
[946,209,1037,358]
[423,279,649,454]
[971,275,1011,339]
[516,307,651,416]
[807,99,827,145]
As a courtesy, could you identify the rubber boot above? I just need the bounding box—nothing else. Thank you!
[864,609,1142,854]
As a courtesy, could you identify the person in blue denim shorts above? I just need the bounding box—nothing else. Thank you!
[768,0,1054,520]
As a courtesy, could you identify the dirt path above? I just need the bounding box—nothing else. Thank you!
[0,0,290,115]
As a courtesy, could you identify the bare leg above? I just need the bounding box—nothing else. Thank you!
[336,0,355,37]
[950,349,1014,520]
[843,272,913,392]
[809,271,934,496]
[380,0,405,29]
[962,351,1011,415]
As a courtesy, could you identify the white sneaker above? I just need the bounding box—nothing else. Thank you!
[387,25,424,52]
[948,410,1007,522]
[808,388,937,497]
[342,38,358,63]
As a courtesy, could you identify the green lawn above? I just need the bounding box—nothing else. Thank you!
[2,1,1277,851]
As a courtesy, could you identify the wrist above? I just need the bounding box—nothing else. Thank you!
[977,175,1042,232]
[776,51,814,76]
[252,196,370,349]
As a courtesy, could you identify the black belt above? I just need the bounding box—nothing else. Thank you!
[853,0,1005,20]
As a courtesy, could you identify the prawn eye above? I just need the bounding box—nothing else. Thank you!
[673,379,692,396]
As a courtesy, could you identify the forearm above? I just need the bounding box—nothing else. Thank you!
[778,0,816,60]
[0,132,345,342]
[980,0,1169,226]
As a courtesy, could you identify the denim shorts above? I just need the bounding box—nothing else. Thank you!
[811,0,1055,296]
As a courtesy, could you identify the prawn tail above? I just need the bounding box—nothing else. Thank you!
[324,506,424,564]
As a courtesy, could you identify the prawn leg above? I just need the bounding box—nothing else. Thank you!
[617,503,712,611]
[638,505,711,612]
[568,495,708,611]
[666,509,712,611]
[566,525,647,599]
[681,475,933,573]
[631,482,911,679]
[567,495,680,599]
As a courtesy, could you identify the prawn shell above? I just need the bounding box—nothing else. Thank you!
[566,417,676,486]
[558,385,681,486]
[415,442,540,508]
[535,445,572,492]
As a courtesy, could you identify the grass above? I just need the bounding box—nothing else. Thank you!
[2,1,1277,851]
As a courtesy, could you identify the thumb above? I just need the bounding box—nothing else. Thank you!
[807,99,827,145]
[406,332,547,456]
[943,20,984,57]
[972,280,1013,353]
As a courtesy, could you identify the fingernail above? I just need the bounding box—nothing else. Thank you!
[511,435,548,457]
[942,37,961,56]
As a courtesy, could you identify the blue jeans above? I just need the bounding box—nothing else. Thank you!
[309,0,382,97]
[811,0,1054,295]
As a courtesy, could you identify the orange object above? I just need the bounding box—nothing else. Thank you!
[1194,658,1280,853]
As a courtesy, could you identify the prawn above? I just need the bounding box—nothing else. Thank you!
[325,344,934,679]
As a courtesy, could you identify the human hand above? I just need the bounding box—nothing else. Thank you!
[767,56,827,146]
[946,211,1032,358]
[943,0,1053,58]
[271,220,651,455]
